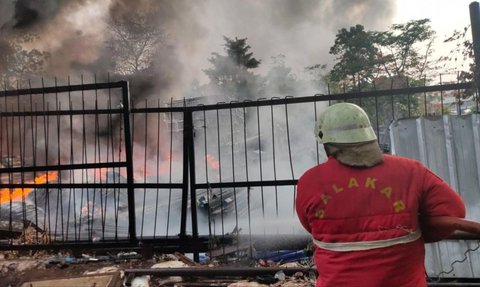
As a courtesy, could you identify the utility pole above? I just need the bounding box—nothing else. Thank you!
[469,2,480,93]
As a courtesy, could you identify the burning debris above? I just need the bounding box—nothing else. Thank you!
[0,248,316,286]
[205,154,220,169]
[0,164,131,242]
[0,171,58,205]
[0,162,59,240]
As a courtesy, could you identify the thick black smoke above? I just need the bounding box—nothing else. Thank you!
[13,0,87,29]
[0,0,396,98]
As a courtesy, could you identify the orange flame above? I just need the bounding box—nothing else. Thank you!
[94,167,109,181]
[158,153,173,175]
[137,166,153,180]
[206,154,220,169]
[0,171,58,205]
[81,200,102,217]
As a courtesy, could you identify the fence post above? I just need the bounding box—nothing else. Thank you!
[186,111,199,261]
[180,110,192,238]
[180,110,199,259]
[185,112,198,239]
[121,81,137,242]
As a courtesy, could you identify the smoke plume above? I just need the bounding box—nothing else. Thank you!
[0,0,395,100]
[0,0,397,239]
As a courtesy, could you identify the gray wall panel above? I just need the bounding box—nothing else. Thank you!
[390,115,480,278]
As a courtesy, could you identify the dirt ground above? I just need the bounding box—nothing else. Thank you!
[0,252,151,287]
[0,251,316,287]
[0,226,315,286]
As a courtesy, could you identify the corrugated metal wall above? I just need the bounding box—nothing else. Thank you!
[390,114,480,278]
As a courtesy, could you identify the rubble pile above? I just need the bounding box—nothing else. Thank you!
[0,223,316,286]
[0,249,316,286]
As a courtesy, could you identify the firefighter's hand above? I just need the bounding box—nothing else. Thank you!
[420,216,480,243]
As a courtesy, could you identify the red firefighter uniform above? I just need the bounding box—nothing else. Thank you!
[296,154,466,287]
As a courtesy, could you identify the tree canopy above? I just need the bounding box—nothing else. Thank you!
[329,24,379,89]
[203,36,263,101]
[0,34,49,88]
[106,7,165,75]
[377,18,436,81]
[328,19,436,91]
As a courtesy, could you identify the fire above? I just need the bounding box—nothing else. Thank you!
[0,171,58,205]
[137,166,153,180]
[158,153,173,175]
[135,153,174,180]
[206,154,220,169]
[81,200,102,217]
[93,167,109,181]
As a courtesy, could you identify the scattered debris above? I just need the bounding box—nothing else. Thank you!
[0,259,43,274]
[255,250,310,264]
[174,251,200,266]
[197,188,244,216]
[20,274,115,287]
[130,275,150,287]
[1,245,316,286]
[0,220,24,239]
[228,281,269,287]
[84,266,121,275]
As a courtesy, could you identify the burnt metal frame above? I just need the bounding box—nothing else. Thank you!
[0,80,477,254]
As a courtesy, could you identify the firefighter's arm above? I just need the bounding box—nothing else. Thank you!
[295,179,312,234]
[421,216,480,240]
[296,204,312,234]
[419,168,466,243]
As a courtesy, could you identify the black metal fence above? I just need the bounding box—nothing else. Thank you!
[0,78,476,256]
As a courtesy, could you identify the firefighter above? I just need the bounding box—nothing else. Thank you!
[295,103,466,287]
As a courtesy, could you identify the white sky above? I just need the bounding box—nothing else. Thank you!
[393,0,475,78]
[22,0,478,93]
[393,0,473,36]
[159,0,480,91]
[197,0,477,83]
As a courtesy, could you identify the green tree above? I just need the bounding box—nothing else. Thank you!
[304,63,330,91]
[327,19,436,91]
[265,54,297,96]
[443,26,474,82]
[326,19,437,149]
[204,36,263,101]
[377,19,436,85]
[442,27,476,114]
[105,7,165,75]
[329,25,380,91]
[0,34,49,88]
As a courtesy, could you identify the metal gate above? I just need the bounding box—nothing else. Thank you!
[0,81,139,251]
[0,79,477,260]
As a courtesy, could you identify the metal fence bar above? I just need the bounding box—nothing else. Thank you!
[131,83,472,113]
[67,77,76,240]
[284,103,296,216]
[256,106,265,221]
[153,100,161,239]
[0,82,126,97]
[180,110,191,238]
[228,107,239,256]
[215,108,226,257]
[120,81,136,242]
[242,106,253,255]
[187,111,198,239]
